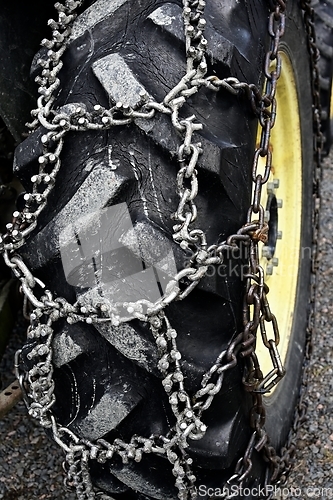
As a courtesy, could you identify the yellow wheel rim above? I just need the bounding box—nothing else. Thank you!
[255,50,302,392]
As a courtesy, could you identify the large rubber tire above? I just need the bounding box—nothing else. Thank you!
[15,1,313,498]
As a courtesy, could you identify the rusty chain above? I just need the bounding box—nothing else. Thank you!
[0,0,322,498]
[272,0,323,487]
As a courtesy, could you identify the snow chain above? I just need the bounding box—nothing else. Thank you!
[0,1,322,499]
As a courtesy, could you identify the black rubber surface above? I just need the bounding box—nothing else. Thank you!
[313,0,333,156]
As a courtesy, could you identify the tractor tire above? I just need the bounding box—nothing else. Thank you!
[14,1,314,498]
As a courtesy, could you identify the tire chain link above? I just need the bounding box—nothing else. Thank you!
[0,0,321,499]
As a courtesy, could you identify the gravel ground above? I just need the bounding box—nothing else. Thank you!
[1,152,333,500]
[0,318,77,500]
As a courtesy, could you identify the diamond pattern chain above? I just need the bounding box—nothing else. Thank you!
[0,0,321,499]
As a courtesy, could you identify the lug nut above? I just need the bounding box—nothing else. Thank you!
[267,178,280,194]
[277,199,283,209]
[267,181,275,194]
[277,231,282,239]
[272,257,279,267]
[262,246,272,259]
[266,264,273,275]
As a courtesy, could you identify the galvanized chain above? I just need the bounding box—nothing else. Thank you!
[0,0,321,498]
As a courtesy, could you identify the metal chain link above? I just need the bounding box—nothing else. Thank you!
[0,0,322,498]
